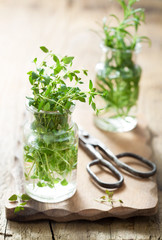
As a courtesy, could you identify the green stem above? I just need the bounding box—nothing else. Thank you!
[38,94,65,109]
[26,161,35,180]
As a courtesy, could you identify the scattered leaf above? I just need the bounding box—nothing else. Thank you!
[14,206,24,213]
[89,80,93,90]
[83,69,88,76]
[40,46,49,53]
[9,194,18,202]
[21,194,31,201]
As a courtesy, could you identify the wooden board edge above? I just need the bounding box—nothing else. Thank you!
[5,201,158,222]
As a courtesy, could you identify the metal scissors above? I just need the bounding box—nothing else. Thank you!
[79,127,157,189]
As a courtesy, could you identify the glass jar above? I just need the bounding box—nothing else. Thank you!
[23,103,78,203]
[94,43,142,132]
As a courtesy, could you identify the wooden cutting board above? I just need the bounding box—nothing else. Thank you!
[5,107,158,222]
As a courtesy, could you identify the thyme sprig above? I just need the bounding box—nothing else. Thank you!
[96,190,123,207]
[8,194,31,213]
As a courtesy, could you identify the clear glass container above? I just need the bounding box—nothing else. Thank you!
[94,43,142,132]
[23,103,78,203]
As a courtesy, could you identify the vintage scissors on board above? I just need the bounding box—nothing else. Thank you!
[79,128,156,189]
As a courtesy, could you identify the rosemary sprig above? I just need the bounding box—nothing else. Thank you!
[96,0,150,118]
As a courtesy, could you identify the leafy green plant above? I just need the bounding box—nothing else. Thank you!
[96,0,150,119]
[8,194,31,213]
[103,0,151,50]
[27,46,97,114]
[24,46,98,190]
[96,190,123,207]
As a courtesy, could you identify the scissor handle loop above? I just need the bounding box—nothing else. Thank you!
[87,158,124,189]
[116,152,157,178]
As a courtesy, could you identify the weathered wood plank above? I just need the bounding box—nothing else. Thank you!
[4,221,53,240]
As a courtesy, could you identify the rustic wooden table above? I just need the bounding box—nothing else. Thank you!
[0,0,162,239]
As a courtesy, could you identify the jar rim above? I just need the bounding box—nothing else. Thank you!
[100,41,141,54]
[25,99,75,115]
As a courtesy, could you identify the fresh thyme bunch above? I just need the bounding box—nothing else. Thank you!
[23,46,98,191]
[27,46,97,117]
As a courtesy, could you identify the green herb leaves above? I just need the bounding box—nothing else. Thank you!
[103,0,150,50]
[24,138,78,189]
[95,0,146,118]
[96,62,141,117]
[27,47,97,115]
[8,194,31,213]
[61,56,74,65]
[9,194,17,201]
[61,179,68,186]
[96,190,123,207]
[24,46,99,194]
[21,194,31,201]
[40,46,49,53]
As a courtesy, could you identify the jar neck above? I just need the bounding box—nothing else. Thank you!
[100,42,141,68]
[26,104,74,132]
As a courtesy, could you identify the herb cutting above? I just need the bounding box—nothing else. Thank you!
[94,0,151,132]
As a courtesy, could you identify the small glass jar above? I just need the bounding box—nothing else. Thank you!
[94,43,142,132]
[23,103,78,203]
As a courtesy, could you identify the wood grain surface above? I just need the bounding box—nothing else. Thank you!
[0,0,162,239]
